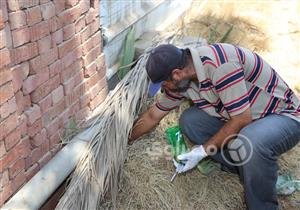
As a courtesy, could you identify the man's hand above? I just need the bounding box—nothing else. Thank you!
[129,105,169,143]
[176,145,208,173]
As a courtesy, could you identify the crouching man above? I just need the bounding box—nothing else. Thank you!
[129,43,300,210]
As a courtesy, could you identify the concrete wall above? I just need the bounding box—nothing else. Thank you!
[0,0,107,206]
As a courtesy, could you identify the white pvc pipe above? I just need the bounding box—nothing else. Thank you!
[2,127,97,210]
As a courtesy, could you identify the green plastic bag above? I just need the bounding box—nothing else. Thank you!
[165,125,217,175]
[165,125,188,162]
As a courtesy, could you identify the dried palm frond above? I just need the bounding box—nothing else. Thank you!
[56,51,151,209]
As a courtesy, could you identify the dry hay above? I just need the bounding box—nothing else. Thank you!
[100,101,245,210]
[166,1,270,53]
[101,99,300,210]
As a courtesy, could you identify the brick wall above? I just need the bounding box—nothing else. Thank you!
[0,0,107,205]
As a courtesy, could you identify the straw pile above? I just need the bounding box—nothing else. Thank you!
[104,103,245,210]
[56,52,151,209]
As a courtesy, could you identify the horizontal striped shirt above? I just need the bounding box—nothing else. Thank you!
[156,43,300,122]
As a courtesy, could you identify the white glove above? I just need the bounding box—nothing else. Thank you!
[176,145,208,173]
[173,159,185,173]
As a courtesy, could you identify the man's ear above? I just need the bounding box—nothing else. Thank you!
[172,69,182,80]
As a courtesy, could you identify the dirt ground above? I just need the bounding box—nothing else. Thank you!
[112,1,300,210]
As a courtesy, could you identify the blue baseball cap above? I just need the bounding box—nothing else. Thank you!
[146,44,186,96]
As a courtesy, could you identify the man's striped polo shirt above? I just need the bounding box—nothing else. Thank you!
[156,43,300,122]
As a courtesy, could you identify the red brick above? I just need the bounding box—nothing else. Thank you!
[68,101,80,118]
[0,48,10,68]
[51,28,63,46]
[85,9,98,24]
[58,108,69,126]
[40,2,56,20]
[0,97,17,119]
[11,62,30,82]
[7,0,19,12]
[53,0,65,14]
[89,81,104,99]
[12,27,30,48]
[90,18,100,35]
[0,0,8,21]
[80,0,90,15]
[0,67,12,86]
[0,29,6,49]
[30,147,43,164]
[31,74,60,103]
[0,11,4,30]
[85,70,103,90]
[59,5,81,25]
[40,0,51,4]
[27,118,43,137]
[9,11,26,30]
[75,107,91,122]
[23,71,50,94]
[28,56,44,74]
[0,182,13,206]
[45,116,61,137]
[22,75,36,95]
[9,158,25,179]
[61,46,81,69]
[0,141,6,158]
[65,82,86,107]
[19,0,39,9]
[51,85,64,104]
[0,136,30,172]
[49,60,62,78]
[0,169,9,188]
[31,128,47,147]
[80,18,100,43]
[4,128,21,151]
[82,31,101,55]
[10,42,38,65]
[63,23,75,41]
[43,99,65,126]
[40,46,58,66]
[0,81,14,105]
[12,63,30,92]
[84,61,97,78]
[66,0,79,8]
[48,16,62,33]
[26,6,42,26]
[12,169,26,192]
[4,23,12,49]
[18,114,28,137]
[49,131,62,149]
[60,59,82,83]
[80,92,91,108]
[25,104,42,125]
[83,45,101,67]
[38,35,52,54]
[58,34,80,58]
[38,151,52,168]
[25,163,39,181]
[75,16,85,33]
[96,53,106,72]
[38,93,52,113]
[30,20,50,41]
[63,70,83,95]
[89,87,107,110]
